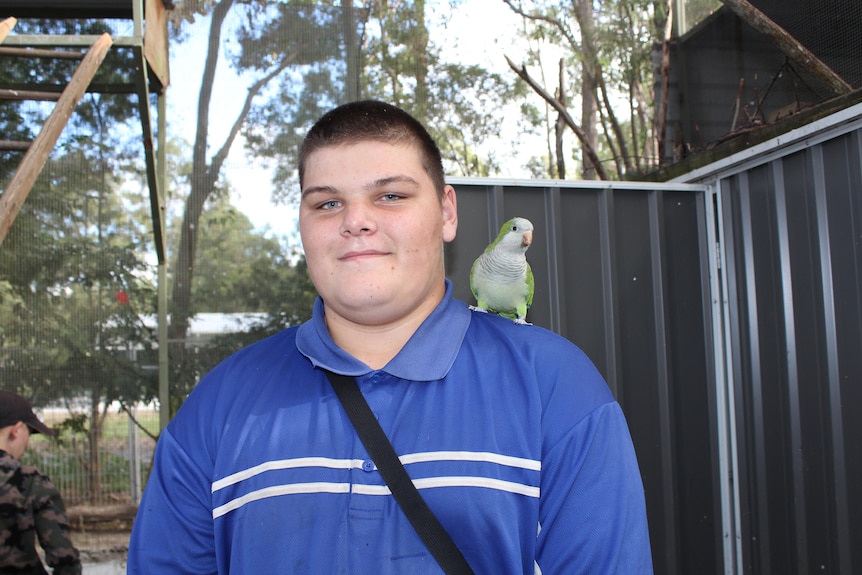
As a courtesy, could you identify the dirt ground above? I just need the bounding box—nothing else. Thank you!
[74,530,130,564]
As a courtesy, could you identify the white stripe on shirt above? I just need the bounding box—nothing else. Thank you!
[212,457,365,492]
[399,451,541,471]
[352,476,541,498]
[213,481,351,518]
[212,451,540,493]
[213,476,540,519]
[210,451,541,519]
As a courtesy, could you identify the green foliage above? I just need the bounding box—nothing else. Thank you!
[358,1,525,178]
[0,146,159,406]
[505,0,666,177]
[234,1,343,70]
[192,195,315,316]
[22,441,152,504]
[54,413,90,440]
[235,0,523,201]
[162,185,317,404]
[0,16,162,501]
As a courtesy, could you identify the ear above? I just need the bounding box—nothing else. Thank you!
[9,421,26,439]
[0,422,21,443]
[441,184,458,243]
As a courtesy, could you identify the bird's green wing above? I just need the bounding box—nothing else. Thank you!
[469,258,479,302]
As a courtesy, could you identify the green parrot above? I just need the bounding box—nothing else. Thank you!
[469,217,535,324]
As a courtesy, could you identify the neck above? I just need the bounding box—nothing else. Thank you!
[325,290,445,370]
[327,320,414,370]
[0,432,11,454]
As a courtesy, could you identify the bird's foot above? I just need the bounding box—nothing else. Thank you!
[513,318,533,325]
[468,305,489,313]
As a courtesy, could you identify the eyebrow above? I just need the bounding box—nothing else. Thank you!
[300,184,337,199]
[301,175,420,199]
[368,175,420,189]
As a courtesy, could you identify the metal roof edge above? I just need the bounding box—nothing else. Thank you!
[446,176,707,192]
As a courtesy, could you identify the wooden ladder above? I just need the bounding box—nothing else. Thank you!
[0,16,113,244]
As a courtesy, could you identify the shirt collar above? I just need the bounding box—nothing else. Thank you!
[296,279,471,381]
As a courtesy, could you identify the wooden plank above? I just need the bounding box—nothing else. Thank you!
[0,33,113,244]
[0,88,62,101]
[0,1,134,19]
[0,17,16,44]
[67,504,138,527]
[4,34,141,48]
[144,0,170,92]
[0,46,85,60]
[0,141,30,152]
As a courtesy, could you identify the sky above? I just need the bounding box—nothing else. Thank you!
[164,0,540,240]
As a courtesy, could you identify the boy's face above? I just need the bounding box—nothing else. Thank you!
[299,140,457,329]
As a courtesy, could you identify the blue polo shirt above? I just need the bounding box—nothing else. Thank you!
[129,281,652,574]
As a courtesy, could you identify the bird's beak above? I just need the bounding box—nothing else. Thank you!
[522,231,533,247]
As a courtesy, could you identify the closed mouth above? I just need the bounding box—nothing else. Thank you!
[340,250,388,261]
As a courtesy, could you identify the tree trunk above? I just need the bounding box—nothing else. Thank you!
[555,59,566,179]
[412,0,430,123]
[169,0,233,354]
[656,1,673,166]
[597,73,632,176]
[342,1,360,101]
[169,2,301,397]
[87,398,101,503]
[576,0,598,180]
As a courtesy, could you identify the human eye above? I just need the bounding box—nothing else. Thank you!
[380,192,404,202]
[317,199,341,210]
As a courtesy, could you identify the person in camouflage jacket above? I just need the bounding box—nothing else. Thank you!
[0,391,81,575]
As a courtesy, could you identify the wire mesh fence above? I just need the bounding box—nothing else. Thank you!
[23,406,157,508]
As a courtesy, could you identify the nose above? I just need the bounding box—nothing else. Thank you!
[339,201,377,236]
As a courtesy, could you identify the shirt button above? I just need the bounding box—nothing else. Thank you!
[362,459,375,472]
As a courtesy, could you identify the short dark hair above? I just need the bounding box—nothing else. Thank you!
[298,100,446,195]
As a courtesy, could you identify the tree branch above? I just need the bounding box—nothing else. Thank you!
[119,402,159,442]
[502,0,580,51]
[505,55,609,180]
[597,73,633,174]
[209,51,297,179]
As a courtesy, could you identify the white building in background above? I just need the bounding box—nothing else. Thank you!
[136,312,270,347]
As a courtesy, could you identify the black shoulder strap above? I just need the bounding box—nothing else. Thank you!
[324,370,475,575]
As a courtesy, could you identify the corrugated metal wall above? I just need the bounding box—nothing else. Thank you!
[682,103,862,574]
[444,178,723,574]
[446,102,862,575]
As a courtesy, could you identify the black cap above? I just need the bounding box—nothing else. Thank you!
[0,391,54,436]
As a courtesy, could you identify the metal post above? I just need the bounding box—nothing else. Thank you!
[128,405,141,503]
[158,91,169,432]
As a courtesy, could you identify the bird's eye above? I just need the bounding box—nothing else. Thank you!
[511,225,518,231]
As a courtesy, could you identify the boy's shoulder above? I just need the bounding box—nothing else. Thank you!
[467,308,577,349]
